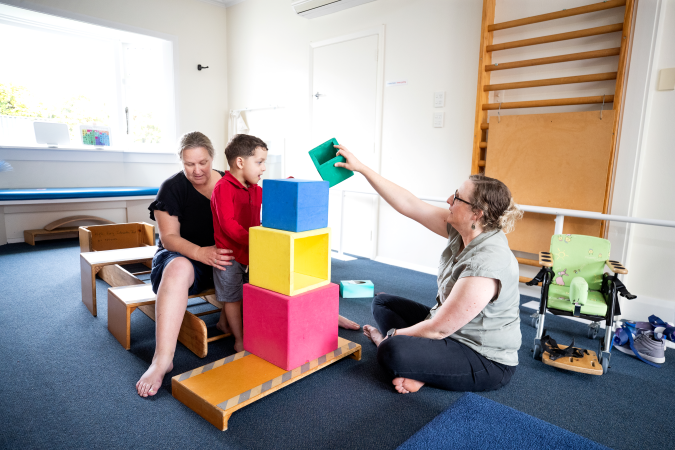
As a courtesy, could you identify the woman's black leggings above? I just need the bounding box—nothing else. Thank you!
[372,294,516,392]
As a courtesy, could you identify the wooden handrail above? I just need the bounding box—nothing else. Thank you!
[482,95,614,110]
[485,48,621,72]
[489,0,626,31]
[516,257,540,267]
[486,23,623,52]
[485,72,617,91]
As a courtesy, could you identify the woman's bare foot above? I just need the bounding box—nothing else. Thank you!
[363,324,386,347]
[392,377,425,394]
[233,340,244,353]
[339,315,361,330]
[136,359,173,397]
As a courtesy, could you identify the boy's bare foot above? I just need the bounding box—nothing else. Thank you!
[339,315,361,330]
[233,340,245,353]
[363,324,385,346]
[392,377,425,394]
[136,360,173,397]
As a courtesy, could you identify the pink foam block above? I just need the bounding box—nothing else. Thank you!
[243,283,339,371]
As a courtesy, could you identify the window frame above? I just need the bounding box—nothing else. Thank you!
[0,1,179,157]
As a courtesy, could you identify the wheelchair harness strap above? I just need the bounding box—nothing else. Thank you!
[541,335,589,361]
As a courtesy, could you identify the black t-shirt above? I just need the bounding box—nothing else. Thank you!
[149,170,224,251]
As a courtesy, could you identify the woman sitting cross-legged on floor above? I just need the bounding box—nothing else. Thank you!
[334,145,523,394]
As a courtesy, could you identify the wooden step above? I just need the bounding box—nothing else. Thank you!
[172,337,362,431]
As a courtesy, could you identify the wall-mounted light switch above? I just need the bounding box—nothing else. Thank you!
[433,112,444,128]
[657,68,675,91]
[434,91,445,108]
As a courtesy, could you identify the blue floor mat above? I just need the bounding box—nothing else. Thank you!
[398,392,610,450]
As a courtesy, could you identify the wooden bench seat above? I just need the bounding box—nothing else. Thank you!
[108,284,230,358]
[80,245,158,316]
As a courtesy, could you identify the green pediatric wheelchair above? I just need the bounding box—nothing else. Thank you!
[527,234,636,375]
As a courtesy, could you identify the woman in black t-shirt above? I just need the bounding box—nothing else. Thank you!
[136,132,235,398]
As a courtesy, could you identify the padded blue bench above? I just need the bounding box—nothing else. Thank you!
[0,187,159,201]
[0,187,159,245]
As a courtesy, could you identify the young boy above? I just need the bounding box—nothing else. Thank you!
[211,134,267,352]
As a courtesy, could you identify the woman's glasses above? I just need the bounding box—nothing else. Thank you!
[452,190,473,207]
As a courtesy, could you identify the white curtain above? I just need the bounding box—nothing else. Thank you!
[228,111,249,144]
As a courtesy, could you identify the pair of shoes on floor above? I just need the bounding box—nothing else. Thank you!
[613,316,672,366]
[614,330,666,364]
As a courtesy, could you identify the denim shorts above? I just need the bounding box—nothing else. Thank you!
[213,260,249,303]
[150,249,214,296]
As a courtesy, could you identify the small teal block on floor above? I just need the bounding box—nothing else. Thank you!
[340,280,374,298]
[262,178,329,232]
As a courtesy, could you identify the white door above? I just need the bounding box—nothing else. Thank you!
[311,34,379,258]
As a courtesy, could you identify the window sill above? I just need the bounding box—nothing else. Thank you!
[0,145,179,164]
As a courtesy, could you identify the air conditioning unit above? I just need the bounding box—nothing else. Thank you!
[291,0,377,19]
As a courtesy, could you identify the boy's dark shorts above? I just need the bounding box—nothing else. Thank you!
[150,249,214,296]
[213,260,249,303]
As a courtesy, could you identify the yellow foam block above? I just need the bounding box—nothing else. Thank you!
[249,226,331,296]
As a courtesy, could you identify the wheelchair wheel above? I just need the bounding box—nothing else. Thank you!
[587,325,598,339]
[533,343,542,360]
[598,340,609,374]
[530,313,539,329]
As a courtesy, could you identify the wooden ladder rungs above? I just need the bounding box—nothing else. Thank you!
[488,0,626,32]
[482,95,614,110]
[484,72,617,92]
[485,48,621,72]
[486,23,623,53]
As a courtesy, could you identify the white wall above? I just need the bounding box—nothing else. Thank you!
[227,0,483,272]
[227,0,675,319]
[620,0,675,321]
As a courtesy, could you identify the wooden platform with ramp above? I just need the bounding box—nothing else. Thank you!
[172,337,362,430]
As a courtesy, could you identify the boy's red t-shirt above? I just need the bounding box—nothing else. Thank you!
[210,171,262,265]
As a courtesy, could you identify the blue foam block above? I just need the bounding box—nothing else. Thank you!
[262,179,329,232]
[339,280,374,298]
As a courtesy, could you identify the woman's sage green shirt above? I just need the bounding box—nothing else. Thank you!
[427,224,521,366]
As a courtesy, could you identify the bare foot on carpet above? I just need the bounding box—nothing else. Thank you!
[392,377,425,394]
[339,315,361,330]
[363,324,385,346]
[233,339,244,353]
[136,359,173,397]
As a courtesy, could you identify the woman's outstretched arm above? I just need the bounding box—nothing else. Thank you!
[334,145,450,238]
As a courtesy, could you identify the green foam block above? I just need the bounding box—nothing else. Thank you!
[308,138,354,188]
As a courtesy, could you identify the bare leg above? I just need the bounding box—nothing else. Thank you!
[339,315,360,330]
[224,301,244,353]
[136,257,194,397]
[216,309,232,335]
[363,324,426,394]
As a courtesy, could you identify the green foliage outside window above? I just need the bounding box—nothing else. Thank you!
[0,82,162,145]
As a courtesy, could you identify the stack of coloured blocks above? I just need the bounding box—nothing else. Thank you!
[245,179,338,371]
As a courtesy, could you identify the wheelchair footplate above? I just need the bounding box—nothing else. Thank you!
[543,344,603,375]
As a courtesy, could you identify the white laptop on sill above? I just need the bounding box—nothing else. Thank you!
[33,122,70,148]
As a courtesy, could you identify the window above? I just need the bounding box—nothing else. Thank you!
[0,4,176,151]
